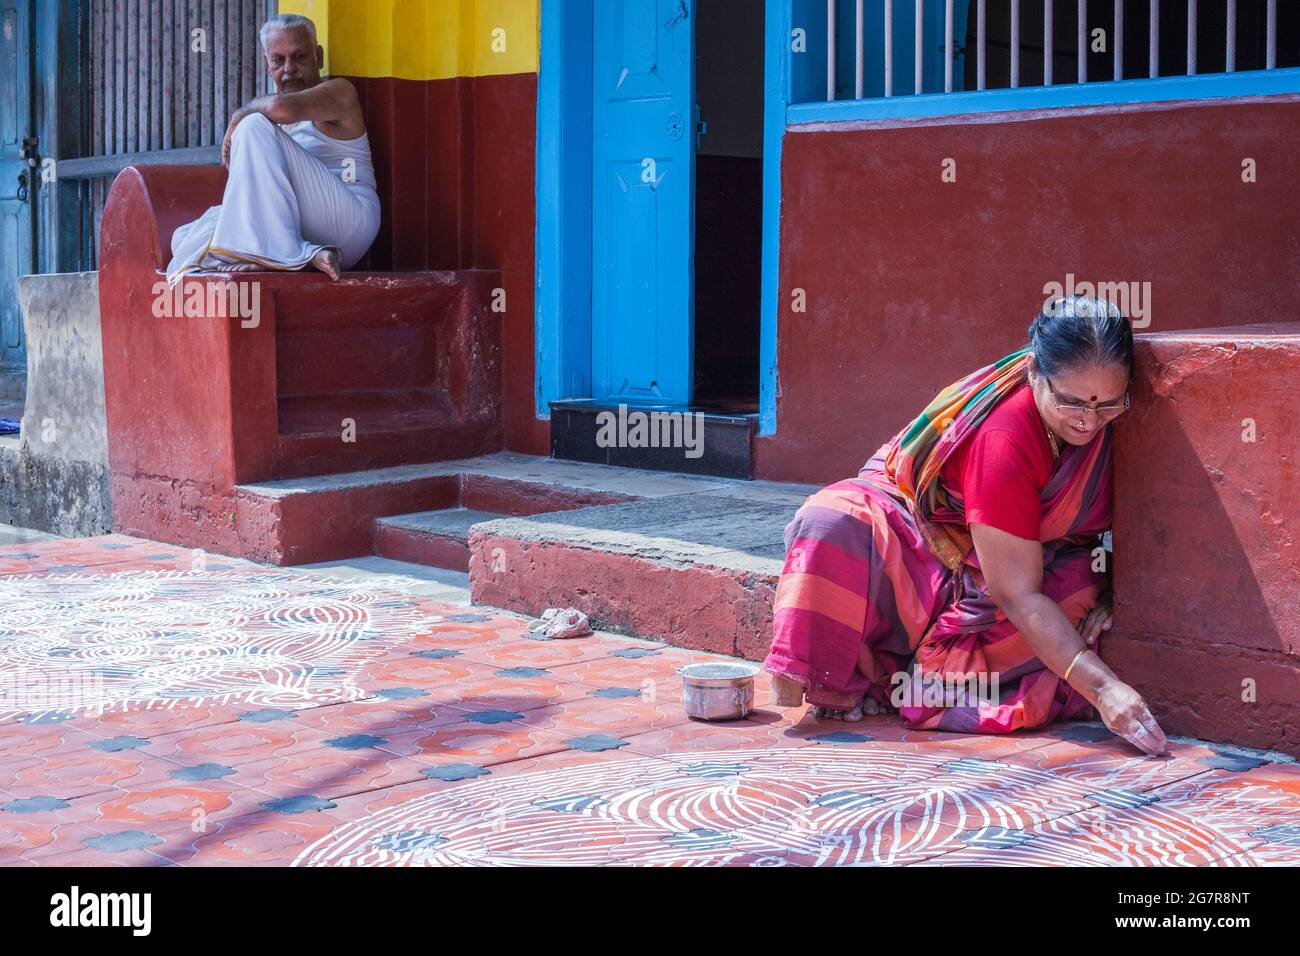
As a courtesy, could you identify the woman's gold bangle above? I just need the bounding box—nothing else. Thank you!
[1063,647,1088,683]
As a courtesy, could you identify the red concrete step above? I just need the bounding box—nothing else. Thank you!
[468,485,812,660]
[266,270,503,479]
[276,388,496,478]
[374,507,504,572]
[279,388,454,435]
[273,272,475,399]
[1111,323,1300,758]
[226,453,640,566]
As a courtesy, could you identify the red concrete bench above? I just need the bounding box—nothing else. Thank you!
[1111,324,1300,757]
[98,165,502,549]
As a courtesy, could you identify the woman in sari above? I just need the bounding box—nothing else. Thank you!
[765,296,1168,755]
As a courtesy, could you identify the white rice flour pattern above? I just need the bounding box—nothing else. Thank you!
[0,569,440,720]
[292,747,1296,867]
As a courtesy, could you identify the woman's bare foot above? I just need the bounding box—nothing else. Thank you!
[812,694,894,722]
[309,248,341,281]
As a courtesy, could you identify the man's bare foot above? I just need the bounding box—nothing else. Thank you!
[310,248,341,281]
[812,694,894,722]
[212,262,261,273]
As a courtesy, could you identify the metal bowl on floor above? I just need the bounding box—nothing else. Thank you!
[678,661,761,721]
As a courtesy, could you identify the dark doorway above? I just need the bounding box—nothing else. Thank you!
[692,0,763,414]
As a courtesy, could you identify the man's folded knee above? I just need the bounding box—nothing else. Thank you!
[232,112,276,142]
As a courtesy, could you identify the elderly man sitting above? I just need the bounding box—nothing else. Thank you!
[166,13,379,283]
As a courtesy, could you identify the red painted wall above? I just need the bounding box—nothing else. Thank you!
[349,72,549,457]
[756,94,1300,485]
[1110,325,1300,756]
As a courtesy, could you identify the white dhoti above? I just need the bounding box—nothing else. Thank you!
[166,112,381,283]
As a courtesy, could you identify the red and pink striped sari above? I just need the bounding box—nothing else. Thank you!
[764,349,1113,733]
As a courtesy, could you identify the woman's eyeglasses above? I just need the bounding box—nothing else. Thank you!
[1043,376,1130,419]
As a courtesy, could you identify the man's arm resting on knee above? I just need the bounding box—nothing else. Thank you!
[236,77,359,127]
[222,78,361,164]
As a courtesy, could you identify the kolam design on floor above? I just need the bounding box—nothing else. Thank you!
[292,747,1284,867]
[0,569,438,720]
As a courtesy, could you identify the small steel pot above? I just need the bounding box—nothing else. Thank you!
[678,662,760,721]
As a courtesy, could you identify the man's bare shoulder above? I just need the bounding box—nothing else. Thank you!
[315,77,364,134]
[319,76,360,104]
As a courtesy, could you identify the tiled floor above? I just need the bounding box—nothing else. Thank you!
[1,532,1297,867]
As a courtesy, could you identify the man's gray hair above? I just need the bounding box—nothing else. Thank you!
[259,13,318,49]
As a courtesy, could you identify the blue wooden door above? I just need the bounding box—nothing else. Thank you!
[0,0,34,371]
[591,0,695,404]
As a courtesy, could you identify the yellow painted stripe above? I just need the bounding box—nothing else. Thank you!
[278,0,538,80]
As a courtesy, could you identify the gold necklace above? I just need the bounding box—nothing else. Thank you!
[1041,412,1061,459]
[1032,376,1062,458]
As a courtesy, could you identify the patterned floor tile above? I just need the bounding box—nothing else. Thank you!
[450,632,667,670]
[279,696,471,736]
[0,792,110,858]
[992,734,1237,793]
[547,647,752,703]
[28,841,181,867]
[182,808,363,866]
[347,652,598,714]
[428,669,597,713]
[20,776,359,866]
[4,749,189,800]
[139,720,349,766]
[370,693,694,760]
[230,748,447,801]
[487,692,697,743]
[3,534,1298,867]
[3,779,264,865]
[0,721,103,759]
[73,701,250,738]
[374,720,572,768]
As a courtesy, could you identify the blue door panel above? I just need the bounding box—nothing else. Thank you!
[1,0,34,370]
[592,0,695,404]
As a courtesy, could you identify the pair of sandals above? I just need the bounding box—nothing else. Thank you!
[527,607,593,639]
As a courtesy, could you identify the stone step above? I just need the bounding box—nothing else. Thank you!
[467,485,811,659]
[215,451,812,662]
[549,399,757,479]
[275,387,497,478]
[374,507,504,572]
[229,453,646,566]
